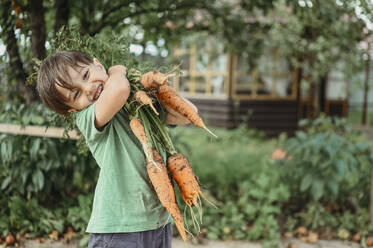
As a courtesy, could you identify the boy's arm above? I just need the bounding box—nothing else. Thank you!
[94,65,130,129]
[164,97,198,125]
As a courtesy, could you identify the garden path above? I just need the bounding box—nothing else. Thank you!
[7,238,360,248]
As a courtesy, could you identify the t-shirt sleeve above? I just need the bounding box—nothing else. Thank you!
[75,103,110,149]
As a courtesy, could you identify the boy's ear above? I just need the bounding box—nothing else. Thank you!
[93,58,102,66]
[93,58,104,71]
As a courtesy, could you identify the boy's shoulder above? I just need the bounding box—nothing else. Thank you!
[75,104,95,126]
[75,103,110,142]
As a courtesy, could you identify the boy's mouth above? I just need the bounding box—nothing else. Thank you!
[93,84,103,101]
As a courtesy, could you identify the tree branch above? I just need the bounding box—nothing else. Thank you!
[89,1,205,36]
[54,0,70,34]
[0,0,38,103]
[28,0,47,60]
[100,0,133,24]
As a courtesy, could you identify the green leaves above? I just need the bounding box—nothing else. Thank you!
[6,194,68,237]
[269,0,366,89]
[311,180,324,201]
[281,116,372,202]
[1,138,13,163]
[0,107,98,240]
[30,138,41,160]
[300,174,313,192]
[32,170,44,191]
[1,176,12,191]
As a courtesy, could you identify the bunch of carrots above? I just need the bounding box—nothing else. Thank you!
[124,69,216,242]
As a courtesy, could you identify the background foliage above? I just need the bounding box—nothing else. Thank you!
[1,116,372,247]
[1,0,372,107]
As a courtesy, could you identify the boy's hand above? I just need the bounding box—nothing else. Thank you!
[108,65,127,76]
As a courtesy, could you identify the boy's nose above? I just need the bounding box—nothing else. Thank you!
[82,84,96,96]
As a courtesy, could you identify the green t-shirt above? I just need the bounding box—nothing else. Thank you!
[76,103,170,233]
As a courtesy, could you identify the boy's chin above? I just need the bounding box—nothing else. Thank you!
[74,102,94,111]
[85,102,95,108]
[68,109,77,113]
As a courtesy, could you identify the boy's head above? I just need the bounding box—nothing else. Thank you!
[37,50,107,115]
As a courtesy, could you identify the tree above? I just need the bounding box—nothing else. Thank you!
[0,0,37,104]
[29,0,46,60]
[1,0,370,113]
[0,0,277,105]
[362,39,371,125]
[266,0,368,117]
[54,0,69,35]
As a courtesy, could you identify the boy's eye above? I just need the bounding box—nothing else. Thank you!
[74,90,79,100]
[83,69,89,80]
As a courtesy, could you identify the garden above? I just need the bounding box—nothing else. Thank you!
[1,108,372,247]
[1,0,373,248]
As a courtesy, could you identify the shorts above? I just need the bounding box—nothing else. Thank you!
[87,223,172,248]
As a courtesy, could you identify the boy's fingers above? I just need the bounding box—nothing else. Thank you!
[108,65,127,75]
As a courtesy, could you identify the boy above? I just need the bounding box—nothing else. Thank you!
[37,50,195,248]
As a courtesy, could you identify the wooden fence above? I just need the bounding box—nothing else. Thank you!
[0,124,79,139]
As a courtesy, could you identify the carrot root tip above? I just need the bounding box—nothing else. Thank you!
[150,104,159,115]
[200,192,218,209]
[202,125,217,138]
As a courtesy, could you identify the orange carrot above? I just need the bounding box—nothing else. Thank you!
[167,153,201,207]
[157,84,217,137]
[140,71,169,89]
[129,118,153,161]
[146,149,187,241]
[152,71,170,85]
[134,90,159,115]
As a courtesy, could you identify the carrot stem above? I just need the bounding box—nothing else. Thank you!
[142,107,177,155]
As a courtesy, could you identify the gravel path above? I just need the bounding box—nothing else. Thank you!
[6,238,360,248]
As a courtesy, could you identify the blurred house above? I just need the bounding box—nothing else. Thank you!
[171,40,349,136]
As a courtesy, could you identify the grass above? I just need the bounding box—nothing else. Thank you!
[347,110,373,125]
[169,126,277,190]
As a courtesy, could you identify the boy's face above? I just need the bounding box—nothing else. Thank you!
[56,58,109,112]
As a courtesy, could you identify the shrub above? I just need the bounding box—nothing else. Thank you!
[280,116,372,203]
[0,103,98,238]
